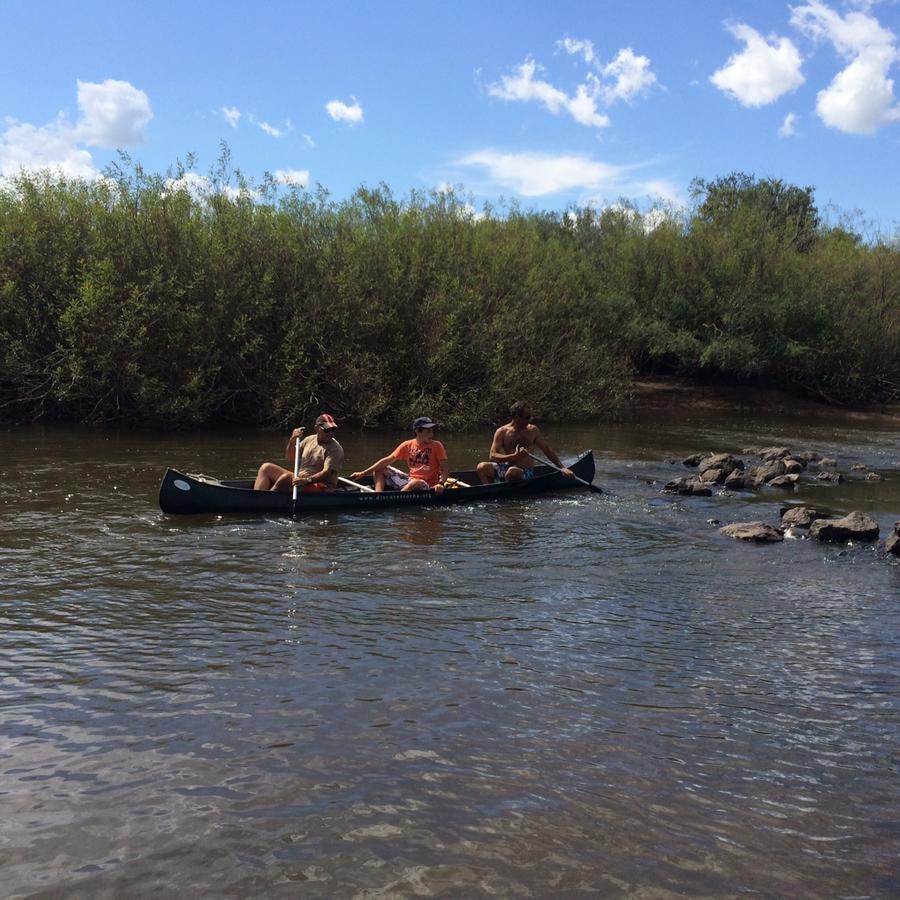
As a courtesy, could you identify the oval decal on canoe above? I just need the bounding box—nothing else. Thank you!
[173,479,191,492]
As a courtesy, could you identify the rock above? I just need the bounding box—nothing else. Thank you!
[698,453,744,476]
[850,463,868,471]
[795,450,822,464]
[720,522,784,543]
[782,458,805,474]
[865,472,883,482]
[769,474,800,489]
[698,467,724,483]
[682,453,705,467]
[809,511,880,543]
[723,470,763,491]
[758,447,791,461]
[819,457,838,469]
[885,523,900,557]
[817,470,844,484]
[781,506,821,529]
[750,461,787,483]
[663,477,712,497]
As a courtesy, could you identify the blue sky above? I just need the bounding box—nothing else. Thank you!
[1,0,898,232]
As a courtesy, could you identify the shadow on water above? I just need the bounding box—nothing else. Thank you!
[1,413,899,897]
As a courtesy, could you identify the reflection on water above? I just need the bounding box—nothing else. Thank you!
[1,413,899,897]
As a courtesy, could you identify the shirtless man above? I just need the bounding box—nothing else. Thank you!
[476,401,575,484]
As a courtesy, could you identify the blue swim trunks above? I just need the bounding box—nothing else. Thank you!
[492,462,534,482]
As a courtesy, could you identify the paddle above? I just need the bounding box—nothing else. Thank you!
[291,426,305,507]
[339,476,375,493]
[521,447,603,494]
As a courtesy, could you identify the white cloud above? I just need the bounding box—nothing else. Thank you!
[711,24,805,107]
[490,41,657,130]
[0,79,152,179]
[558,37,596,65]
[257,120,285,138]
[488,58,609,128]
[75,79,153,147]
[779,111,800,136]
[791,0,893,57]
[221,106,241,128]
[601,48,657,103]
[0,117,97,179]
[457,149,623,196]
[326,98,364,125]
[791,0,900,134]
[164,171,256,201]
[273,168,309,187]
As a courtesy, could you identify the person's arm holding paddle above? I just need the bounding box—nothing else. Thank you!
[351,453,398,493]
[532,430,575,478]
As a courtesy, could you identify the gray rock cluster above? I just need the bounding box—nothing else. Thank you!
[719,506,893,552]
[665,445,882,496]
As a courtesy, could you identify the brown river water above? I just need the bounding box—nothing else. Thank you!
[2,409,899,898]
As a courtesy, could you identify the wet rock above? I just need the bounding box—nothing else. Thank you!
[720,522,784,543]
[817,470,844,484]
[865,472,883,482]
[757,447,791,461]
[809,511,880,543]
[885,523,900,557]
[795,450,822,464]
[663,477,712,496]
[698,453,744,477]
[749,461,787,483]
[781,506,822,529]
[723,470,764,491]
[782,458,805,474]
[682,453,705,467]
[850,463,868,471]
[698,467,725,484]
[769,474,800,489]
[819,457,838,469]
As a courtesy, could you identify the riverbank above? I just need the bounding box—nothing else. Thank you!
[631,376,900,426]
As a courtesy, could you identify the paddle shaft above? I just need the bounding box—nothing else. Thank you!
[339,476,375,493]
[523,449,602,493]
[291,427,305,503]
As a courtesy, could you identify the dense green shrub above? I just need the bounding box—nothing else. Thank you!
[0,160,897,427]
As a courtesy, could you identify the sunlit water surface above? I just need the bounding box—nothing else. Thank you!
[2,412,899,898]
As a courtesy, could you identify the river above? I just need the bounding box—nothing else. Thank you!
[2,409,899,898]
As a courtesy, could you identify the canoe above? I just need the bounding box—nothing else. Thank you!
[158,450,597,515]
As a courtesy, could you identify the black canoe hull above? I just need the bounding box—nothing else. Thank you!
[158,450,597,515]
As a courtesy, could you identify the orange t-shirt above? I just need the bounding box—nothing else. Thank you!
[392,439,448,486]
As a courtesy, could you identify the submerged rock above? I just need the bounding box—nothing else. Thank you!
[664,477,713,497]
[809,512,880,543]
[817,470,844,484]
[768,474,800,489]
[885,523,900,557]
[720,522,784,543]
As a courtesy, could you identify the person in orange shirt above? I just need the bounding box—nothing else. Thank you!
[351,417,450,492]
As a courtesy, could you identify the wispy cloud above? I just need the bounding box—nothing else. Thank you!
[490,39,657,130]
[710,24,804,107]
[326,98,364,125]
[779,112,800,136]
[220,106,241,128]
[257,120,286,138]
[457,149,624,196]
[0,79,152,179]
[791,0,900,134]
